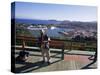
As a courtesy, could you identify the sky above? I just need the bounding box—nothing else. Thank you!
[11,2,97,22]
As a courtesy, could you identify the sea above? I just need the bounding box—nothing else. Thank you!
[29,27,74,39]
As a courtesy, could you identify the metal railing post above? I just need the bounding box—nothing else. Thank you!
[61,43,65,60]
[22,36,25,50]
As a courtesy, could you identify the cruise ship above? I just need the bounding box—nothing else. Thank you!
[27,25,47,30]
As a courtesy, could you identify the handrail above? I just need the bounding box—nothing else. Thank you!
[15,36,97,60]
[16,35,97,43]
[15,36,97,50]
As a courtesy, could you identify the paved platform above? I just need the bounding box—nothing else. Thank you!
[14,47,97,73]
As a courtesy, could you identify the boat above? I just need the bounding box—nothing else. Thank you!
[27,25,47,30]
[58,31,68,36]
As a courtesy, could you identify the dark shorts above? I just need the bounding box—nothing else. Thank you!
[44,43,49,50]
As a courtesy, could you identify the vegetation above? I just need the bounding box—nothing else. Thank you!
[15,23,97,52]
[72,35,97,42]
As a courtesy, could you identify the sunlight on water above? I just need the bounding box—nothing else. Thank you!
[28,26,74,39]
[50,26,56,30]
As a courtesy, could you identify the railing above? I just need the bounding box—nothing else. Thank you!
[14,36,97,59]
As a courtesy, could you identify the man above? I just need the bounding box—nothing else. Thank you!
[16,41,29,62]
[40,29,51,64]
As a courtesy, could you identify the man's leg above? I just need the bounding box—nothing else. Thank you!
[41,46,45,62]
[93,49,97,62]
[46,50,50,63]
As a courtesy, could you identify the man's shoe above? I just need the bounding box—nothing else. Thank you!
[47,61,50,65]
[41,60,45,63]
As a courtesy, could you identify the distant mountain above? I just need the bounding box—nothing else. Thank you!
[59,20,97,30]
[13,18,97,30]
[15,18,61,24]
[14,18,97,25]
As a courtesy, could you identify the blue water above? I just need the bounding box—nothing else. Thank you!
[47,28,73,38]
[29,27,74,38]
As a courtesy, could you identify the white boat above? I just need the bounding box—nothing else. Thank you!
[27,25,47,30]
[59,31,68,35]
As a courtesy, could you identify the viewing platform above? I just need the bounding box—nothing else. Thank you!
[14,46,97,73]
[12,36,97,73]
